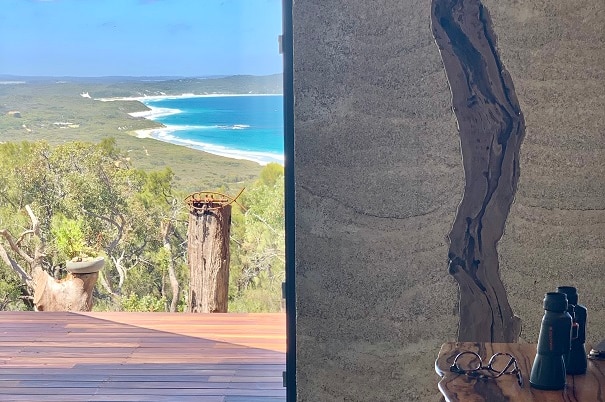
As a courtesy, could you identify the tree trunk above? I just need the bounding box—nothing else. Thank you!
[162,221,180,313]
[33,267,98,311]
[431,0,524,342]
[1,205,101,312]
[187,204,231,313]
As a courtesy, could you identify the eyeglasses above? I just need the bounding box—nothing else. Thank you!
[450,351,524,387]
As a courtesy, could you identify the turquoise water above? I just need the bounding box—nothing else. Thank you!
[140,95,284,165]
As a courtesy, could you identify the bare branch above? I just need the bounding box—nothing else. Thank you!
[24,205,40,236]
[161,220,171,240]
[111,251,127,290]
[0,229,34,265]
[24,205,46,265]
[162,219,179,313]
[0,243,32,284]
[81,208,125,253]
[97,270,118,297]
[16,230,35,246]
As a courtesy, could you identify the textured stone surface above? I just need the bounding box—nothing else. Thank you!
[482,0,605,344]
[293,0,604,400]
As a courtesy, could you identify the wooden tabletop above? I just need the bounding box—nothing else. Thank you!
[436,342,605,402]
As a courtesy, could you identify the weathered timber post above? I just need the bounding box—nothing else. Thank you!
[33,257,104,311]
[186,193,233,313]
[34,270,99,311]
[1,206,102,312]
[431,0,524,342]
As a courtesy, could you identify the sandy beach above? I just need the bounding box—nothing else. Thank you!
[133,127,165,139]
[115,94,284,166]
[134,125,284,165]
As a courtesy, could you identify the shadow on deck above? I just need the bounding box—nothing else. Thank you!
[0,311,286,401]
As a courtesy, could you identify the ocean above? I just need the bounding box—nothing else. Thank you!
[137,94,284,165]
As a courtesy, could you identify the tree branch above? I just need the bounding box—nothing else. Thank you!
[25,205,47,265]
[16,230,35,246]
[24,205,40,236]
[0,229,34,265]
[81,207,125,253]
[0,243,32,284]
[97,270,118,297]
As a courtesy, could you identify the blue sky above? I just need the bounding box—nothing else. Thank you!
[0,0,283,77]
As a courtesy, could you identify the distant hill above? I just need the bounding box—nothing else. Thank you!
[0,74,283,98]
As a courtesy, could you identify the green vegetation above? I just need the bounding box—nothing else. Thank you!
[0,76,284,312]
[0,139,285,312]
[119,294,169,313]
[0,76,275,192]
[230,163,285,312]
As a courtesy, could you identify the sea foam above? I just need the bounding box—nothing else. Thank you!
[129,106,181,119]
[152,130,284,165]
[131,95,284,166]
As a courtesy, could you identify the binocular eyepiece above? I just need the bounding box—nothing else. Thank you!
[529,287,588,390]
[557,286,588,375]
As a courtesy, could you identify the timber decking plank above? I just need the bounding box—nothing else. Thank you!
[0,387,286,396]
[0,396,226,402]
[0,381,284,389]
[0,374,283,382]
[0,363,285,370]
[0,312,286,401]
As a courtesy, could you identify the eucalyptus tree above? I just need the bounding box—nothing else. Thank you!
[229,163,285,312]
[0,139,186,310]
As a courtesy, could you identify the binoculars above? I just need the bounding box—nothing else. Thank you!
[529,287,588,390]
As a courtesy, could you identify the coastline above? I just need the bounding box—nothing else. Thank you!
[111,94,284,166]
[97,92,282,103]
[134,125,284,166]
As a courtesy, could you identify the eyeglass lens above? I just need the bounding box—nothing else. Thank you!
[451,351,523,387]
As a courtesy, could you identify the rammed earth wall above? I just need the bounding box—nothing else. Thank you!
[292,0,605,400]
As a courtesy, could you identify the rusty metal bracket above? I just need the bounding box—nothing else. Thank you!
[184,188,245,213]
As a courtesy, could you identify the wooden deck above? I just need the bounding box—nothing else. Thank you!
[0,312,286,401]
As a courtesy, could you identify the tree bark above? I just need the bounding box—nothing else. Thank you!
[162,221,180,312]
[33,267,98,311]
[431,0,524,342]
[187,204,231,313]
[1,205,100,312]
